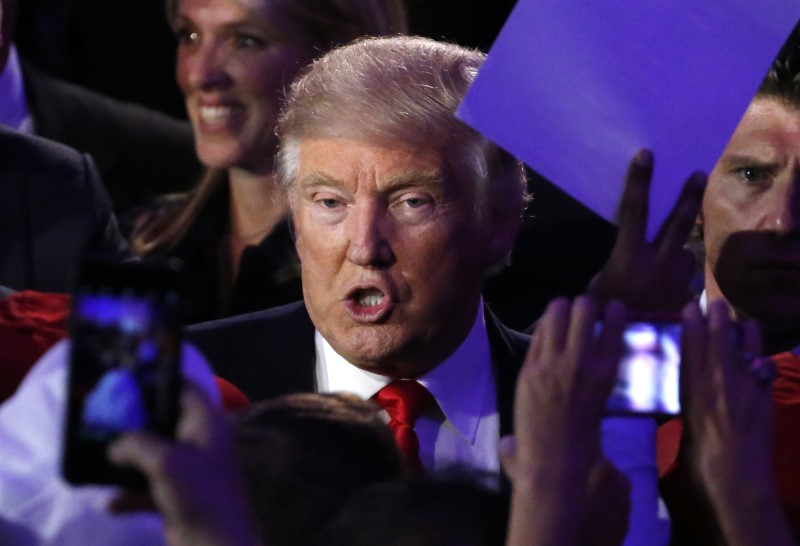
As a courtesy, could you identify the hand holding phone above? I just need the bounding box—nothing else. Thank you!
[62,259,184,487]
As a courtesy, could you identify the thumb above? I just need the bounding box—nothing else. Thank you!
[498,434,518,481]
[108,430,171,480]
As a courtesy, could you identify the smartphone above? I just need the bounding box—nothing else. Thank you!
[62,258,184,487]
[605,321,682,416]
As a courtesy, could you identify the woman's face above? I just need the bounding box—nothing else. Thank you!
[173,0,311,173]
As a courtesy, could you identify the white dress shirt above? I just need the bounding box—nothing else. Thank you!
[316,302,669,545]
[0,45,34,134]
[0,340,219,546]
[316,301,501,479]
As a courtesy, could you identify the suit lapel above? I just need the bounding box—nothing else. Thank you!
[278,303,317,393]
[484,305,529,437]
[0,137,33,288]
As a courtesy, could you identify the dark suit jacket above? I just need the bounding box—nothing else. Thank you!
[187,300,530,436]
[21,62,202,216]
[0,127,128,292]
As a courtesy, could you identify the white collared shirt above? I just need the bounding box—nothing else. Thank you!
[314,304,668,544]
[0,46,34,134]
[315,301,500,478]
[0,340,220,545]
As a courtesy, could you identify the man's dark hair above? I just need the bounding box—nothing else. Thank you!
[313,470,508,546]
[237,392,404,546]
[757,20,800,106]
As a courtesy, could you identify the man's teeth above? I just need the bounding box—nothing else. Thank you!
[199,106,231,123]
[357,292,384,307]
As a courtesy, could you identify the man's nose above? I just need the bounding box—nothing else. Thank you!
[765,170,800,234]
[183,43,232,91]
[345,204,394,267]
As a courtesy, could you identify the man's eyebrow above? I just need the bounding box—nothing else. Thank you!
[382,171,445,190]
[295,170,445,189]
[718,153,777,168]
[296,172,343,189]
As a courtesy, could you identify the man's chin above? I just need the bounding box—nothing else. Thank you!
[332,334,438,378]
[329,328,406,373]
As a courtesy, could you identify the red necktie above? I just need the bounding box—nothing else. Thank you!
[373,380,437,475]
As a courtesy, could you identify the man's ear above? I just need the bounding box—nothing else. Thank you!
[481,204,523,269]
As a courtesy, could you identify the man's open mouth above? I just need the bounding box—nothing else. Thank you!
[352,288,385,308]
[344,287,393,322]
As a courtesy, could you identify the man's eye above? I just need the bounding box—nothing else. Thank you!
[234,34,264,49]
[397,195,433,209]
[319,198,341,209]
[737,167,770,183]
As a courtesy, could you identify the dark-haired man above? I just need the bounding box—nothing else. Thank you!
[701,45,800,354]
[660,24,800,542]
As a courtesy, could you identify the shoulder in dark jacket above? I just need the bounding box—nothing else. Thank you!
[0,127,129,292]
[187,301,317,401]
[22,61,202,215]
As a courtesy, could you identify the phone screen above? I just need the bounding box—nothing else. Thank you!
[606,321,681,416]
[63,260,183,487]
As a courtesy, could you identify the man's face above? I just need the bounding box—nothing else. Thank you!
[291,137,497,378]
[702,97,800,325]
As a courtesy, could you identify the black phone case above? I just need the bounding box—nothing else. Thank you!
[62,258,184,487]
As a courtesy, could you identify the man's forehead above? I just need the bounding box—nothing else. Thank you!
[728,98,800,143]
[295,137,445,187]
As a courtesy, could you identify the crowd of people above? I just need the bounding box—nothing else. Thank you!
[1,0,799,544]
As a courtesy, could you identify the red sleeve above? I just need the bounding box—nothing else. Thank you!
[214,376,251,413]
[0,291,70,402]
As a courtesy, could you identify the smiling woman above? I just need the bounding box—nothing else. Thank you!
[129,0,407,324]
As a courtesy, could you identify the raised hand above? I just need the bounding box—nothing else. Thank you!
[502,296,630,546]
[680,300,791,546]
[107,383,260,546]
[588,149,706,313]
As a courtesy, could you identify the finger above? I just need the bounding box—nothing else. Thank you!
[680,301,707,411]
[542,298,571,354]
[739,319,764,365]
[498,435,518,481]
[583,457,632,543]
[615,149,654,247]
[107,490,158,514]
[177,381,230,447]
[587,457,631,508]
[654,171,707,258]
[565,295,599,368]
[707,300,736,378]
[108,430,172,479]
[593,299,627,395]
[526,318,545,365]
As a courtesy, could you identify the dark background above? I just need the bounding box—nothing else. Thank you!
[14,0,616,330]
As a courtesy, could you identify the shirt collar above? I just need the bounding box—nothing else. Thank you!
[316,300,493,444]
[0,46,34,133]
[699,290,707,314]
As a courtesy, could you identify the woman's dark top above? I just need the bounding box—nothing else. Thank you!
[136,182,303,325]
